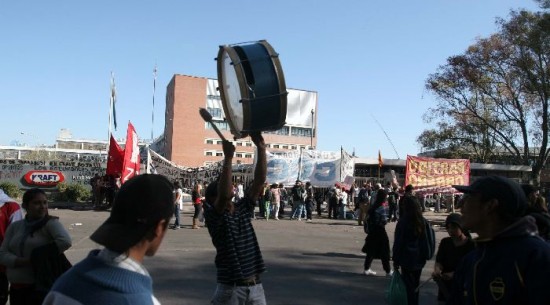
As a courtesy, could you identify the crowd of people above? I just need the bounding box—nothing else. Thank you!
[0,129,549,304]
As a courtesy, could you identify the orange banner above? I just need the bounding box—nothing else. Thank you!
[405,156,470,193]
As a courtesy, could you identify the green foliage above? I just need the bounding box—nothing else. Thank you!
[56,182,90,202]
[0,182,22,199]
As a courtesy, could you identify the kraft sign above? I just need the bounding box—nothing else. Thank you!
[24,170,65,186]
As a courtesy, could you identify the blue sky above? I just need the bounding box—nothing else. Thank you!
[0,1,540,160]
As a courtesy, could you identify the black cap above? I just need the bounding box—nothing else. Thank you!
[452,176,527,218]
[445,213,463,229]
[90,174,174,253]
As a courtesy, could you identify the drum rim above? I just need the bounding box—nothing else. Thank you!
[217,40,288,139]
[217,46,250,138]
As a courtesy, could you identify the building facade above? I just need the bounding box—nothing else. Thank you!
[164,74,318,167]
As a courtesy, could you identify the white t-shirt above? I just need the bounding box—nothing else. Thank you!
[176,188,183,209]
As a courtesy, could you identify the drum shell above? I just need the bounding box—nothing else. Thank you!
[217,40,287,138]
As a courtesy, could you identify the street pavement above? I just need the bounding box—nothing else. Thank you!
[51,204,450,305]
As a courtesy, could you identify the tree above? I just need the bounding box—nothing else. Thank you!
[419,10,550,184]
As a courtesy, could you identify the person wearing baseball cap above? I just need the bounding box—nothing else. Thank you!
[448,176,550,305]
[43,174,175,305]
[432,213,474,303]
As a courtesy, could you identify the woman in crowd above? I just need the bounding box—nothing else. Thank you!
[191,183,203,229]
[269,183,281,220]
[392,195,427,305]
[362,189,392,276]
[432,213,474,304]
[0,188,71,305]
[173,181,183,230]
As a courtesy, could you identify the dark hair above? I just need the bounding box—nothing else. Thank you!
[22,188,47,209]
[174,181,181,189]
[402,195,424,237]
[405,184,414,193]
[370,189,388,212]
[205,180,218,204]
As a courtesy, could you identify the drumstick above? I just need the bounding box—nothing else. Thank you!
[199,108,227,141]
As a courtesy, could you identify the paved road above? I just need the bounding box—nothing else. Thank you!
[51,205,449,305]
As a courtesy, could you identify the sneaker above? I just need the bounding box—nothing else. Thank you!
[298,218,302,221]
[306,219,312,222]
[275,217,279,220]
[364,269,377,276]
[386,270,394,277]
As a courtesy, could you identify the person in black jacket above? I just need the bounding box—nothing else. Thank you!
[450,176,550,305]
[392,194,426,305]
[432,213,474,303]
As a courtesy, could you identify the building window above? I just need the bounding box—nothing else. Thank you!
[245,154,252,158]
[237,142,243,146]
[273,144,280,149]
[236,153,243,158]
[205,151,213,156]
[291,145,297,149]
[216,152,223,157]
[216,140,223,145]
[246,142,252,147]
[291,127,312,137]
[282,145,288,149]
[206,139,214,144]
[207,107,223,119]
[206,121,229,131]
[264,126,290,136]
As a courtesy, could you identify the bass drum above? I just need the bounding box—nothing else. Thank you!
[217,40,287,139]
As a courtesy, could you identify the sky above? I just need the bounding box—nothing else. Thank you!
[0,0,541,160]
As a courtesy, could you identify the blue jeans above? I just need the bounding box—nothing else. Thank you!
[174,204,181,226]
[291,201,305,219]
[211,283,266,305]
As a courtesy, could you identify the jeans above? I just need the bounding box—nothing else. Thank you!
[211,283,266,305]
[305,200,313,220]
[291,201,305,219]
[174,204,181,227]
[270,202,280,219]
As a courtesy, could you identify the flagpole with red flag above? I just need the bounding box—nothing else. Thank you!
[378,150,383,182]
[121,122,140,184]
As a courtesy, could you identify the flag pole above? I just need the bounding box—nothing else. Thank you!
[151,65,157,142]
[108,72,114,142]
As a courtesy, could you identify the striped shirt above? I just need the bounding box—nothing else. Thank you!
[204,197,266,283]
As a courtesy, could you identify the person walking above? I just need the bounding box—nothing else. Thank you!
[291,181,306,221]
[204,132,267,305]
[43,174,175,305]
[392,194,427,305]
[269,183,281,220]
[191,183,203,229]
[173,181,183,230]
[304,182,315,222]
[362,189,392,276]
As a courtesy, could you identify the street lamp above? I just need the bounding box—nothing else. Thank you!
[310,109,314,149]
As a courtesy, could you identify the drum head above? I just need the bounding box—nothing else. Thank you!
[217,40,287,139]
[218,48,245,135]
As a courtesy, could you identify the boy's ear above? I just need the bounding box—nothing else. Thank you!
[156,219,168,237]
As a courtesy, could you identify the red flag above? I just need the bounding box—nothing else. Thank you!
[378,150,383,168]
[121,122,140,184]
[106,135,124,176]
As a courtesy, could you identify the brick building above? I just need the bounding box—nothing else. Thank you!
[163,74,318,167]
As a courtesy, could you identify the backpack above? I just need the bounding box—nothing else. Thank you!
[419,218,436,260]
[264,188,273,202]
[358,188,369,203]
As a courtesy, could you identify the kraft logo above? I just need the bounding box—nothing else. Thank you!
[24,171,65,186]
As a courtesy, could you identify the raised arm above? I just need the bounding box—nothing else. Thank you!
[215,140,236,213]
[248,132,266,201]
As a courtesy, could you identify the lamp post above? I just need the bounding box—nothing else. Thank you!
[310,109,315,149]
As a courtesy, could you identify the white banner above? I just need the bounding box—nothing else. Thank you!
[147,149,223,188]
[266,150,354,187]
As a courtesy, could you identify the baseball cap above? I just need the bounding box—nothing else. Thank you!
[91,174,174,253]
[452,176,527,218]
[445,213,463,229]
